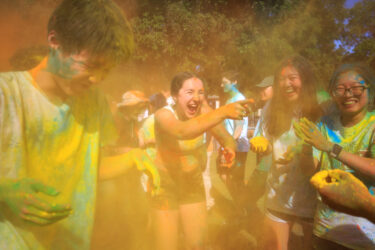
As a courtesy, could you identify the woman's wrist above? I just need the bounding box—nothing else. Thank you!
[323,141,334,153]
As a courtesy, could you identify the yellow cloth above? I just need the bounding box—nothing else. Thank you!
[0,71,116,249]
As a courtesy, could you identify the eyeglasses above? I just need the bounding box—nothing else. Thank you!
[332,85,368,97]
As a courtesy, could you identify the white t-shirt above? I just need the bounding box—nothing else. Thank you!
[257,106,317,218]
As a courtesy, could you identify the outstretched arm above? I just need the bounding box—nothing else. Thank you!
[99,148,160,194]
[155,99,253,140]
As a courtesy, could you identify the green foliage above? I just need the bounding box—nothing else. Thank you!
[7,0,373,95]
[344,0,375,66]
[127,0,348,94]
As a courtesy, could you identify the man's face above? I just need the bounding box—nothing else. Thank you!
[46,48,114,96]
[221,77,236,93]
[259,86,273,102]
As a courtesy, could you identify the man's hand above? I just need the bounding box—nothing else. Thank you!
[293,118,333,152]
[249,136,270,154]
[132,149,161,196]
[310,170,369,217]
[0,178,72,226]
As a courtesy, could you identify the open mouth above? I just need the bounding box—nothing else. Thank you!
[187,103,199,115]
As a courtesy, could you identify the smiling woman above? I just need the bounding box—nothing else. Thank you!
[292,63,375,249]
[250,55,322,250]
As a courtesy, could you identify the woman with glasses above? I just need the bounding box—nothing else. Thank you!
[294,63,375,249]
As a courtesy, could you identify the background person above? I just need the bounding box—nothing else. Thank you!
[245,75,274,243]
[93,90,153,250]
[220,71,250,210]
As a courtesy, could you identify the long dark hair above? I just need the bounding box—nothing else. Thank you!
[329,63,375,111]
[264,55,322,138]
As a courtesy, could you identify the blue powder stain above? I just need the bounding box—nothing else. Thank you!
[370,187,375,196]
[326,127,341,143]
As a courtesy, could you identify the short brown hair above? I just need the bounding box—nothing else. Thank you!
[48,0,134,63]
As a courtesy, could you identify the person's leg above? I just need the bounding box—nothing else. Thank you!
[262,210,291,250]
[226,152,247,210]
[179,202,207,250]
[151,169,180,250]
[153,209,179,250]
[203,151,215,210]
[300,219,314,250]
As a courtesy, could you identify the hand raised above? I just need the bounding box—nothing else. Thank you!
[293,118,333,152]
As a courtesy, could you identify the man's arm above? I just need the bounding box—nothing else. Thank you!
[99,149,136,180]
[99,149,161,194]
[232,119,244,140]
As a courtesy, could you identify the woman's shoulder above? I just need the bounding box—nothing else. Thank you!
[155,105,176,119]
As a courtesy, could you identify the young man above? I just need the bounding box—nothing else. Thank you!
[220,71,249,208]
[0,0,144,249]
[254,75,274,109]
[249,75,274,184]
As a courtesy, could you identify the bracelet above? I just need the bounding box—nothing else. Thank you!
[329,143,343,158]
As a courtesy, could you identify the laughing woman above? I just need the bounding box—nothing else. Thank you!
[152,72,251,250]
[250,55,322,250]
[294,63,375,249]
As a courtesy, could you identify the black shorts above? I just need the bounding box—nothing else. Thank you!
[151,167,206,210]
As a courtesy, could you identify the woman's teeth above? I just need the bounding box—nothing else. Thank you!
[344,100,356,105]
[188,104,198,112]
[285,88,294,93]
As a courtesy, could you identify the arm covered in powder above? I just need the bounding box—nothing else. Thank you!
[155,99,253,140]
